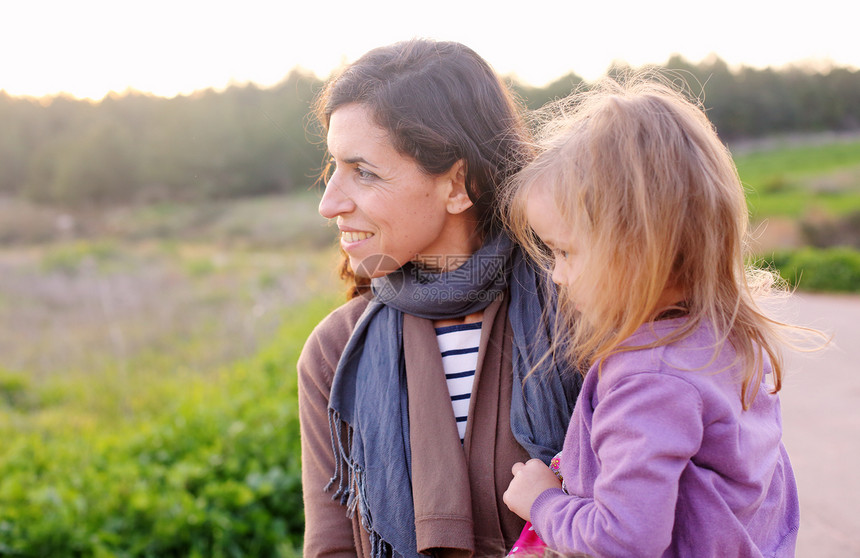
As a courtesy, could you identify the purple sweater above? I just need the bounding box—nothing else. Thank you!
[531,319,799,557]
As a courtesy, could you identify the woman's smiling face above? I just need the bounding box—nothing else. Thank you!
[319,103,466,278]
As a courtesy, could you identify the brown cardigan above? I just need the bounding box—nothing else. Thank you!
[298,293,530,557]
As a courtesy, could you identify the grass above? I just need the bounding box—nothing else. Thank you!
[0,235,343,428]
[0,191,335,249]
[733,139,860,220]
[763,247,860,293]
[0,294,341,556]
[0,204,342,555]
[0,234,340,382]
[746,187,860,220]
[734,139,860,187]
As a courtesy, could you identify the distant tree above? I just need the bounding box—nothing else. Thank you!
[25,119,139,205]
[2,62,859,208]
[511,72,585,110]
[0,93,31,195]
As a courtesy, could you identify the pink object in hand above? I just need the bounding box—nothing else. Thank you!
[508,522,547,555]
[507,452,563,556]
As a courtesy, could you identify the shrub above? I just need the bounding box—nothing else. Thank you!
[0,297,337,557]
[0,369,29,409]
[763,247,860,293]
[800,210,860,249]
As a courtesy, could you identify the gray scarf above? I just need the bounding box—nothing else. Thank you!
[326,233,581,557]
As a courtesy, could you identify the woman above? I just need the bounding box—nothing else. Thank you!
[298,39,581,558]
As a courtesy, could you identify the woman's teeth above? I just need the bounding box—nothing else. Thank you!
[342,231,374,243]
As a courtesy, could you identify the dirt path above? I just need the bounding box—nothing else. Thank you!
[779,292,860,557]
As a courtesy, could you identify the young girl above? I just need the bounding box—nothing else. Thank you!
[502,77,824,557]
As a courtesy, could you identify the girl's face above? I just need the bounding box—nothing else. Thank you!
[526,185,588,307]
[319,103,465,278]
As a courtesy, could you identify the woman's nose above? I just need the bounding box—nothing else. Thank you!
[318,176,354,219]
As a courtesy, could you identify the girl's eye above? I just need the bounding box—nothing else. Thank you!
[555,249,568,260]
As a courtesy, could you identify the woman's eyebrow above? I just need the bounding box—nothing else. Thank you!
[343,156,380,169]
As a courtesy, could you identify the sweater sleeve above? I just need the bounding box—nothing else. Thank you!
[530,372,704,557]
[298,301,367,557]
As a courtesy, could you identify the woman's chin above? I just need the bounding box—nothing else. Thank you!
[350,253,403,279]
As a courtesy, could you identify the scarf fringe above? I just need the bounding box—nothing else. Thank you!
[369,531,392,558]
[324,408,348,502]
[327,409,392,558]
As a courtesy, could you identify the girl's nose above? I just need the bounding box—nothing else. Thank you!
[318,175,354,219]
[551,263,564,286]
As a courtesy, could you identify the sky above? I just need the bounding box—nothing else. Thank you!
[2,0,858,101]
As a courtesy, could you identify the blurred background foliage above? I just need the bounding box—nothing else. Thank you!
[0,71,322,207]
[1,56,860,556]
[2,56,860,208]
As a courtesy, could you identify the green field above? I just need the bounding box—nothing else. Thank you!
[0,194,343,556]
[0,295,338,556]
[733,138,860,219]
[730,136,860,292]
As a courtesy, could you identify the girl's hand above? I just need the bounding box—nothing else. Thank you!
[503,458,563,522]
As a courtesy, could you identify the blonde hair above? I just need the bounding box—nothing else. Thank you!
[505,73,823,409]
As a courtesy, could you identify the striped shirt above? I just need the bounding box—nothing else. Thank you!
[434,321,483,441]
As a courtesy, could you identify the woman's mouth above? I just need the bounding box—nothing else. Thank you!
[341,231,374,244]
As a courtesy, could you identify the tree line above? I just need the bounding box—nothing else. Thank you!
[2,56,859,207]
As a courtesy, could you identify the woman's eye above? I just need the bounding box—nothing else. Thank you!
[356,167,378,181]
[555,249,568,260]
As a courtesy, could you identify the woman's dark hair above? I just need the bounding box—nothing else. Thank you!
[312,39,533,298]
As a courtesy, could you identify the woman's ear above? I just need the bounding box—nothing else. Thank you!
[445,159,473,215]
